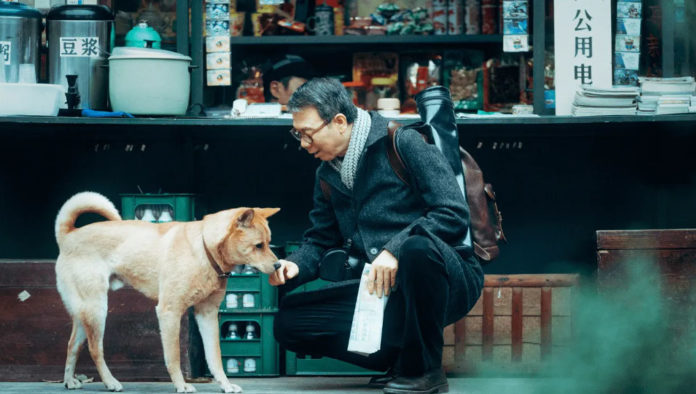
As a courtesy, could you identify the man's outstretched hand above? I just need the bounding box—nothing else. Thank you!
[269,259,299,286]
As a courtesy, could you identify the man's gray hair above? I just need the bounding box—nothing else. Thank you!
[287,77,357,124]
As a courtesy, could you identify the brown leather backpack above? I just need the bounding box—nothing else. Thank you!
[386,120,507,263]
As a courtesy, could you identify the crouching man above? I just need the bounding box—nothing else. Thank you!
[269,78,483,394]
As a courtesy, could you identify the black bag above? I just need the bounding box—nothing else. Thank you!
[386,86,507,263]
[318,248,364,282]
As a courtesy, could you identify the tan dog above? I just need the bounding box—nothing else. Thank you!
[54,192,280,393]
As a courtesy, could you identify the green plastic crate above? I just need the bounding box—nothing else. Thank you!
[120,193,198,222]
[285,352,379,376]
[217,312,279,376]
[221,272,278,312]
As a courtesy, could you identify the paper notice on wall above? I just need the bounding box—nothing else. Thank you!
[502,1,529,52]
[347,263,388,356]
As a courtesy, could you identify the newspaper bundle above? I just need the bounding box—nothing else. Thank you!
[347,263,389,356]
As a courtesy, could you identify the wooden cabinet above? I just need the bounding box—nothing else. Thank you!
[597,229,696,350]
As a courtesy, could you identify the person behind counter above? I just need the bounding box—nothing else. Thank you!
[262,54,316,105]
[268,77,484,394]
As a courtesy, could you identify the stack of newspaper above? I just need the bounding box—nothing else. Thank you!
[638,77,696,115]
[571,85,639,116]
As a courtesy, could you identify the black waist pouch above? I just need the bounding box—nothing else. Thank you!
[319,248,365,282]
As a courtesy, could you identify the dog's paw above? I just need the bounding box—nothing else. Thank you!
[176,383,197,393]
[103,378,123,392]
[221,382,242,393]
[64,376,83,390]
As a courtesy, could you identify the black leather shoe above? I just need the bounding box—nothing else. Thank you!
[383,368,448,394]
[368,368,398,388]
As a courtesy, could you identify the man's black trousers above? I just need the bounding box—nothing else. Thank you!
[274,235,465,376]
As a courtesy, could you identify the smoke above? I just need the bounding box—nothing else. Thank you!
[461,258,696,393]
[544,257,696,393]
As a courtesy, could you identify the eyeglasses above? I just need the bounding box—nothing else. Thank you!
[289,119,331,144]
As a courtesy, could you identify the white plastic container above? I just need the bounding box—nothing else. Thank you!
[108,47,192,115]
[0,83,65,116]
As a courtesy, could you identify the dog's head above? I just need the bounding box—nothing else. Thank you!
[202,207,280,275]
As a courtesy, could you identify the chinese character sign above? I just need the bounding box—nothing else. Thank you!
[554,0,611,115]
[59,37,100,58]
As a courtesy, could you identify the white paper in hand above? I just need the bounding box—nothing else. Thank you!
[347,263,389,356]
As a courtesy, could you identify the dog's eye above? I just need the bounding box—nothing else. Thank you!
[255,243,263,249]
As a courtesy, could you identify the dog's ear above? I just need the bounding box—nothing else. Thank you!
[256,207,280,218]
[236,208,255,228]
[202,210,235,250]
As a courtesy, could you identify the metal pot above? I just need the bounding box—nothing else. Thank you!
[47,4,113,110]
[108,46,191,115]
[0,1,42,83]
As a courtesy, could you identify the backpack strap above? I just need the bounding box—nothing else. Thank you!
[386,121,409,184]
[387,120,430,185]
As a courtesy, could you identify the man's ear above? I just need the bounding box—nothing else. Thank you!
[269,80,283,100]
[334,113,348,132]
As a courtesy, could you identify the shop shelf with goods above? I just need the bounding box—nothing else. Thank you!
[215,312,279,376]
[282,242,376,376]
[185,1,547,115]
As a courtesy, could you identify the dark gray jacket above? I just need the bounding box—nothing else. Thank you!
[286,112,483,324]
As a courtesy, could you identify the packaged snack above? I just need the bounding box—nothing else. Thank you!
[443,49,484,111]
[236,65,264,103]
[352,52,399,110]
[401,54,441,113]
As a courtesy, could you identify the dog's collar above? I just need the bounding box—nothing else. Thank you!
[202,238,232,279]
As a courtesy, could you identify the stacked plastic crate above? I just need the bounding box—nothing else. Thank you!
[217,249,281,377]
[120,193,198,222]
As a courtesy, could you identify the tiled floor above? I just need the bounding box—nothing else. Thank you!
[0,376,580,394]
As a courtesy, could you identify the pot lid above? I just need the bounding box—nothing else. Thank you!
[0,1,42,19]
[47,5,113,21]
[125,21,162,46]
[108,46,192,62]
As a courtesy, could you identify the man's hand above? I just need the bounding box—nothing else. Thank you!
[268,259,299,286]
[367,250,398,298]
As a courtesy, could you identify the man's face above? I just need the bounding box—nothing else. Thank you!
[291,106,345,161]
[274,76,307,105]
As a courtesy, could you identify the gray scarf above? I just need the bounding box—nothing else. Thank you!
[329,108,371,190]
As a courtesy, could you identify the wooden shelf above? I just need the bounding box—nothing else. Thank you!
[2,114,696,128]
[227,34,503,46]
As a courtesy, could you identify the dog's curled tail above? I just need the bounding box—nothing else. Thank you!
[55,192,121,244]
